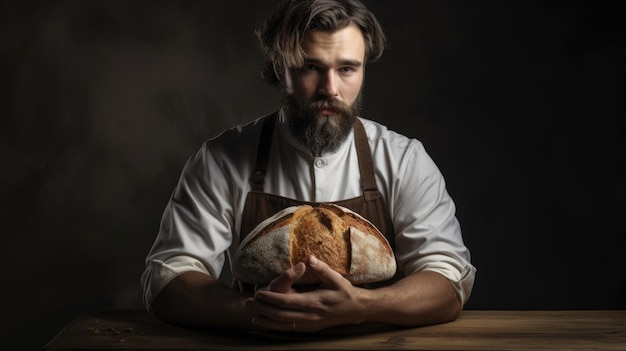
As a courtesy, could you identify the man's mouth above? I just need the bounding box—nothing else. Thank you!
[320,108,336,115]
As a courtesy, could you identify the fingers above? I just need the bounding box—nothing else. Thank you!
[251,314,318,333]
[246,297,322,333]
[251,314,293,332]
[246,257,351,333]
[266,262,306,293]
[245,295,314,332]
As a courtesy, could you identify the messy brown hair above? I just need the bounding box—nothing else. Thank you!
[256,0,386,88]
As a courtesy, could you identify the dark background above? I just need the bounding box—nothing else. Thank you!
[1,1,624,349]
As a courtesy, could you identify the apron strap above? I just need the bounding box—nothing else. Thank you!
[353,118,379,201]
[251,112,278,192]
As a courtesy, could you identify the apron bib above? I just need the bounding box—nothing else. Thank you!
[234,113,398,290]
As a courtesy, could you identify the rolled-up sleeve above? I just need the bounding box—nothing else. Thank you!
[391,140,476,304]
[141,255,211,311]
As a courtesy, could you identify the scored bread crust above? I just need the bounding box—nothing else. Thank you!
[233,204,396,286]
[289,205,350,283]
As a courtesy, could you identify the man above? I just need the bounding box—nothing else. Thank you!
[142,0,475,333]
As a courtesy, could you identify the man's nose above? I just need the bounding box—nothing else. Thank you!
[318,70,338,97]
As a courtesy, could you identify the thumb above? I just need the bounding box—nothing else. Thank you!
[307,256,345,288]
[266,262,306,293]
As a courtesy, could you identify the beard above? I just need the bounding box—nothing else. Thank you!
[284,92,362,156]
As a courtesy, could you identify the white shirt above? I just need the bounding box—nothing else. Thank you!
[142,110,476,310]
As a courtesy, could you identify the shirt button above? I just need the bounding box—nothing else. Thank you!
[314,158,326,168]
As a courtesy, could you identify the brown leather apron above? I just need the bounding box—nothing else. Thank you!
[236,113,398,290]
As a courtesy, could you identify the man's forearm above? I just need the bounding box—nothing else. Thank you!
[151,271,253,330]
[361,271,461,327]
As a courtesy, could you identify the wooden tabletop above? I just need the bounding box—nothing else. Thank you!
[44,309,626,350]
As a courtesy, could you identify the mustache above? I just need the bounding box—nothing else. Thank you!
[307,98,351,115]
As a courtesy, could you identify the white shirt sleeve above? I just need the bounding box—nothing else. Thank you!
[141,142,237,311]
[384,136,475,304]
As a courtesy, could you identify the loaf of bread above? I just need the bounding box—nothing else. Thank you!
[233,204,396,285]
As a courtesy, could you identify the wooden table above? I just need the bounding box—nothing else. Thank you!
[44,310,626,350]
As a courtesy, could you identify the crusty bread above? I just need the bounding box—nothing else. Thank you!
[233,204,396,285]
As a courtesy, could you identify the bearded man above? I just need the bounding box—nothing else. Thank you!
[142,0,475,333]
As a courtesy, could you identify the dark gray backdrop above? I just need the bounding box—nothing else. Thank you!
[1,1,624,349]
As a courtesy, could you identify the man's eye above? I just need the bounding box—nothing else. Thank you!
[339,67,355,74]
[302,64,320,72]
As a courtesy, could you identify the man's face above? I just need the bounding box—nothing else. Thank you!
[284,23,366,156]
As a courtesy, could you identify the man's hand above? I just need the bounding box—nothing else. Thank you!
[260,261,307,293]
[246,256,370,333]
